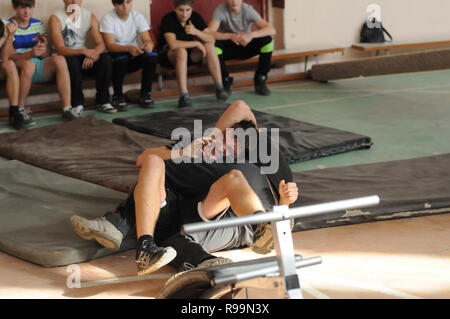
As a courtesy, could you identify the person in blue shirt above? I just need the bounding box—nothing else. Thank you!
[2,0,77,130]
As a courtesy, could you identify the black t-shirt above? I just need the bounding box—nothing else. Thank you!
[164,160,276,211]
[157,11,208,52]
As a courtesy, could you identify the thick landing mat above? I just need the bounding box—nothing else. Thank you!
[112,104,373,164]
[0,160,134,267]
[311,48,450,82]
[0,115,171,193]
[291,154,450,231]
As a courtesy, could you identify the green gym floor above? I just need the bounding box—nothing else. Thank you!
[0,69,449,299]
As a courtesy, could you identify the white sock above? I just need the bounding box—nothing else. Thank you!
[160,200,167,208]
[63,106,72,112]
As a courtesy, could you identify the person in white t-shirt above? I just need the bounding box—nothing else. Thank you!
[49,0,116,115]
[100,0,158,110]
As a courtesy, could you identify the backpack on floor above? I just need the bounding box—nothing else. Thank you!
[360,17,393,43]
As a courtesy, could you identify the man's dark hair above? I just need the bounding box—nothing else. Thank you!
[0,20,4,39]
[12,0,35,8]
[174,0,195,8]
[231,120,261,164]
[112,0,126,5]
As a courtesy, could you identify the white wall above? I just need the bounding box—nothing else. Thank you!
[284,0,450,50]
[280,0,450,73]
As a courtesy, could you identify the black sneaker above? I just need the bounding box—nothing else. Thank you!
[10,108,36,130]
[139,93,155,109]
[135,238,177,276]
[223,76,234,95]
[254,74,271,96]
[178,94,192,108]
[62,107,81,120]
[216,88,230,102]
[112,95,128,112]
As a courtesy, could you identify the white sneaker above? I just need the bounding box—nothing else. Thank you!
[97,103,117,114]
[75,105,84,115]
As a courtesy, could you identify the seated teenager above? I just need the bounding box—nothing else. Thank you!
[100,0,158,111]
[157,0,229,108]
[209,0,276,96]
[71,100,299,275]
[3,0,77,129]
[1,19,21,130]
[49,0,115,115]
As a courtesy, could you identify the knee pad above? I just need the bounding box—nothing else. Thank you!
[260,40,274,54]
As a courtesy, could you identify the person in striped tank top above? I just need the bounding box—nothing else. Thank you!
[2,0,77,130]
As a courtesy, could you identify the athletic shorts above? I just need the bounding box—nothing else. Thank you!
[158,45,203,69]
[30,57,51,83]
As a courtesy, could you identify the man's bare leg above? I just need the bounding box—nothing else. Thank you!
[200,170,265,219]
[134,154,167,238]
[134,154,176,276]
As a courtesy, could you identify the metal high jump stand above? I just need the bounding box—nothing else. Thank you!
[183,195,380,299]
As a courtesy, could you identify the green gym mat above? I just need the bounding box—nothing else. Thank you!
[0,160,135,267]
[0,115,171,193]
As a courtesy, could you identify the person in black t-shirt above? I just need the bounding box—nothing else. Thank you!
[71,100,299,275]
[157,0,229,108]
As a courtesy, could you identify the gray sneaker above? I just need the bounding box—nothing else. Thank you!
[168,257,233,285]
[62,107,81,120]
[252,223,274,255]
[70,215,123,251]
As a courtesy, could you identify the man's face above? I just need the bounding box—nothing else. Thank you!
[227,0,243,14]
[175,4,193,24]
[114,0,133,18]
[64,0,83,8]
[14,5,34,23]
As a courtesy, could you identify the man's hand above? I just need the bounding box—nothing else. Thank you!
[82,57,94,70]
[6,20,18,38]
[181,137,213,158]
[184,20,199,36]
[238,33,254,47]
[129,45,144,56]
[31,43,47,58]
[230,32,244,45]
[195,41,207,58]
[278,180,299,206]
[141,41,154,53]
[82,49,100,62]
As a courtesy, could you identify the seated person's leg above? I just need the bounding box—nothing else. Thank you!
[202,42,229,102]
[91,53,115,114]
[110,53,130,112]
[167,47,191,108]
[245,36,274,96]
[13,60,37,129]
[215,40,244,95]
[1,60,22,128]
[42,56,78,120]
[64,55,85,115]
[127,54,158,109]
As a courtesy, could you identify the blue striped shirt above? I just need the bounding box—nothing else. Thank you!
[8,17,46,54]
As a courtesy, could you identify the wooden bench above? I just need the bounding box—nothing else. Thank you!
[0,46,344,116]
[155,46,345,90]
[352,40,450,56]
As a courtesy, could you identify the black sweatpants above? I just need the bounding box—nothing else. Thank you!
[110,53,158,97]
[215,36,273,80]
[65,53,112,106]
[103,188,253,270]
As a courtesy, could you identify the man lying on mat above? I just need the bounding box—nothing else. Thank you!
[71,100,298,275]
